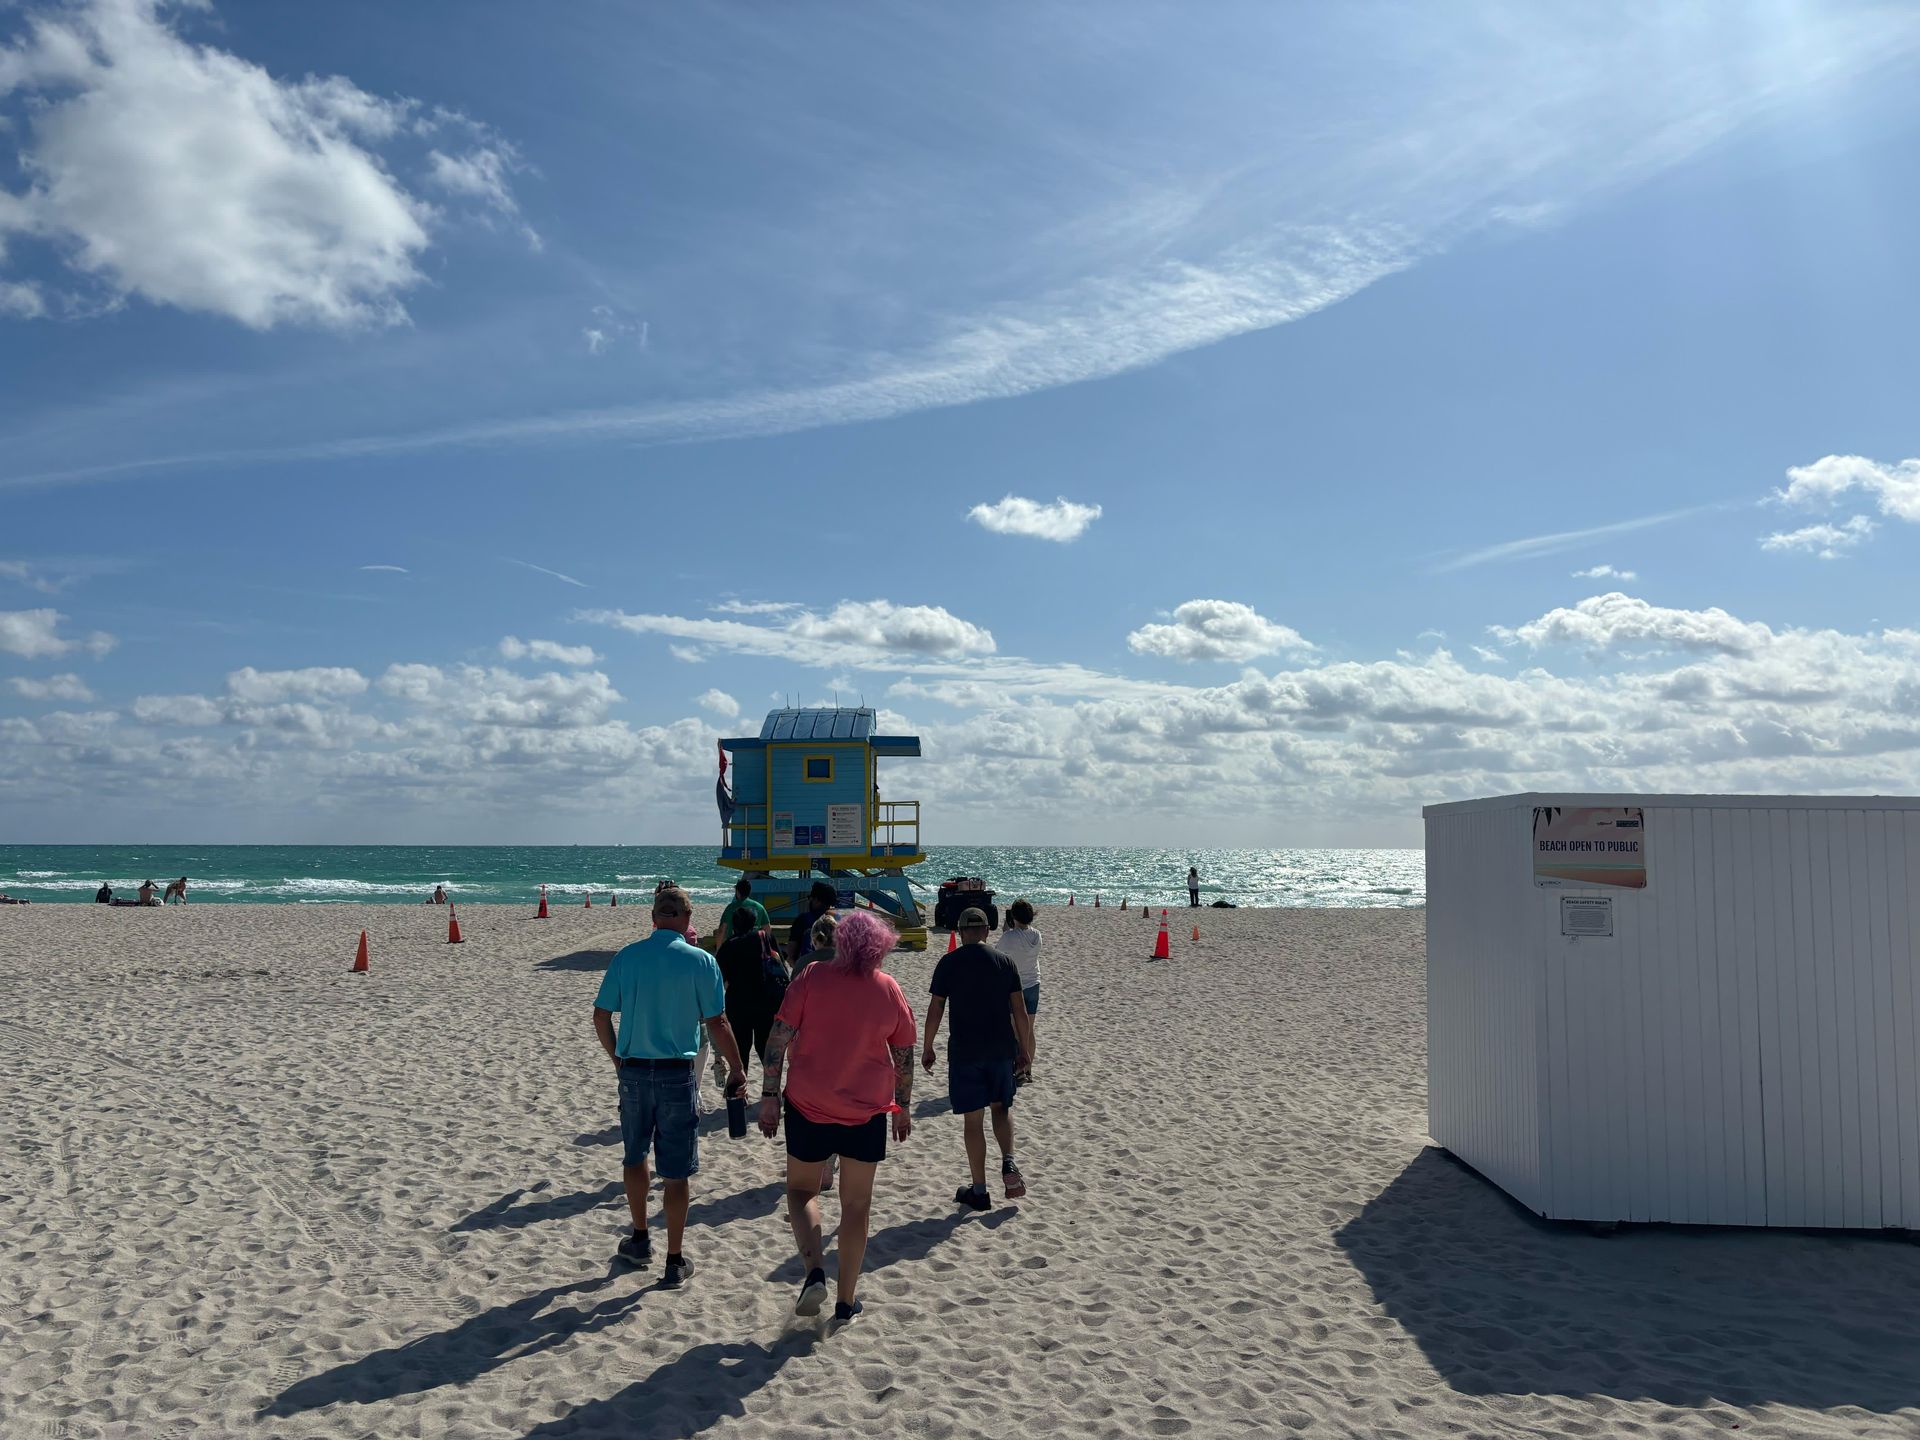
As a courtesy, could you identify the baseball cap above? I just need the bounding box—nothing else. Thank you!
[957,907,989,928]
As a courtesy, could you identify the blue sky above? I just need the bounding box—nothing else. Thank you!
[4,0,1920,845]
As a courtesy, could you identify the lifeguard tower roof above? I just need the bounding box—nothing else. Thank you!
[743,707,920,756]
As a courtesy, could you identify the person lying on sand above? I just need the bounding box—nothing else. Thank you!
[0,891,28,904]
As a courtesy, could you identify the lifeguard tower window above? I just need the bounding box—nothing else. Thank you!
[804,756,834,782]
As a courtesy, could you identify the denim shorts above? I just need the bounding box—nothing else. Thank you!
[1022,983,1040,1016]
[948,1058,1017,1115]
[617,1063,700,1178]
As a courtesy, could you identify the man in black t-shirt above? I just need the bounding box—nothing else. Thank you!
[923,908,1035,1209]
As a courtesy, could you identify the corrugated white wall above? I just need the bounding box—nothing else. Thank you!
[1426,805,1546,1212]
[1427,796,1920,1229]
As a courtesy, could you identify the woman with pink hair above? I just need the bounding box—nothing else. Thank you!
[757,908,917,1323]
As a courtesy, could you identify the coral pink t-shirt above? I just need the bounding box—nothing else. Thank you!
[775,963,918,1126]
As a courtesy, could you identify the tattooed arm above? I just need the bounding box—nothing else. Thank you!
[889,1043,915,1141]
[756,1019,796,1138]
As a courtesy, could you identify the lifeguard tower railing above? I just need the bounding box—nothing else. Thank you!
[722,800,920,863]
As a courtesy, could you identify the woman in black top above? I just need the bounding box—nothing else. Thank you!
[717,907,781,1063]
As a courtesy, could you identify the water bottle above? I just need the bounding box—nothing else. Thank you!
[726,1081,748,1139]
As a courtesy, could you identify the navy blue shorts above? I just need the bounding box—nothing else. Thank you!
[617,1063,699,1178]
[948,1058,1017,1115]
[785,1099,888,1165]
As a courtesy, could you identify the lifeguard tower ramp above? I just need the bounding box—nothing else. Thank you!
[717,707,928,949]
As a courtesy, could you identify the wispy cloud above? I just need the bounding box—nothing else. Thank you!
[1433,505,1730,573]
[506,558,588,589]
[1572,563,1637,582]
[1761,515,1876,560]
[360,564,410,574]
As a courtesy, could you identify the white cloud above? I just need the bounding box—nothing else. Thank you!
[360,564,409,574]
[506,558,588,588]
[1127,600,1312,664]
[583,328,610,356]
[695,688,740,719]
[1761,515,1877,560]
[1776,455,1920,523]
[498,636,600,666]
[226,666,369,703]
[1434,506,1723,572]
[1494,593,1774,656]
[0,279,43,317]
[0,608,114,659]
[967,495,1102,542]
[1571,564,1638,581]
[9,672,93,701]
[0,559,67,594]
[133,693,223,726]
[1471,645,1507,665]
[426,143,539,250]
[585,599,995,668]
[668,644,705,664]
[712,600,803,616]
[0,0,527,330]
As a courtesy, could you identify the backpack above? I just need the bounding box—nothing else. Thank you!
[758,928,791,1004]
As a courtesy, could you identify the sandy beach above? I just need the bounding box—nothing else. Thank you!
[3,902,1918,1439]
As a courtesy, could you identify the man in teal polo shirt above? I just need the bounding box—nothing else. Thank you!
[593,885,746,1288]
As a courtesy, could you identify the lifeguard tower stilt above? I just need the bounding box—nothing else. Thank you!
[716,708,928,950]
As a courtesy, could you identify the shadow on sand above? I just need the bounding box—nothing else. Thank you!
[450,1181,624,1234]
[534,949,617,973]
[263,1269,644,1417]
[1335,1147,1920,1412]
[765,1207,1011,1283]
[518,1333,821,1438]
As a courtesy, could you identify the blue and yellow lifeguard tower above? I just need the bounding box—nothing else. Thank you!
[715,707,928,949]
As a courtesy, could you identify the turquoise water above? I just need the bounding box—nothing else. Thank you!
[0,844,1424,908]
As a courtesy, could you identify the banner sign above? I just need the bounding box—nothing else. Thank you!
[1533,806,1646,889]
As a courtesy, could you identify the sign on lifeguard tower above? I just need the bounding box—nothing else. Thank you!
[714,708,928,949]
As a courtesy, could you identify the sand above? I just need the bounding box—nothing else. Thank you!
[3,901,1919,1439]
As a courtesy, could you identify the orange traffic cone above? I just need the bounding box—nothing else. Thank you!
[536,887,550,919]
[584,891,592,908]
[1191,924,1200,943]
[1151,916,1170,961]
[448,908,464,944]
[351,930,369,972]
[946,928,958,953]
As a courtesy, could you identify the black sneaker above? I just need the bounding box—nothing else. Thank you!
[833,1299,863,1323]
[955,1183,991,1212]
[796,1267,828,1316]
[616,1231,652,1267]
[661,1253,693,1288]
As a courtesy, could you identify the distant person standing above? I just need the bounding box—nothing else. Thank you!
[758,909,918,1322]
[923,907,1034,1208]
[94,882,113,904]
[591,884,746,1288]
[1187,866,1201,908]
[997,899,1042,1086]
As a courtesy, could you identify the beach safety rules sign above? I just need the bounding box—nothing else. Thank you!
[1532,806,1646,889]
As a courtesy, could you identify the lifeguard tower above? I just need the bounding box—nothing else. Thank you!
[715,707,928,949]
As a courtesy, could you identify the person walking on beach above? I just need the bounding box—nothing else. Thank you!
[758,909,917,1323]
[1187,866,1201,907]
[996,899,1042,1086]
[592,884,746,1288]
[923,907,1034,1208]
[787,880,837,967]
[716,907,786,1064]
[715,877,769,945]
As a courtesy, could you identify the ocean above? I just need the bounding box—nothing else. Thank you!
[0,844,1424,909]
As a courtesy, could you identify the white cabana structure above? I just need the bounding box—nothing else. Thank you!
[1424,793,1920,1229]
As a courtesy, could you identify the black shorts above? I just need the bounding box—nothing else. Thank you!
[784,1099,887,1165]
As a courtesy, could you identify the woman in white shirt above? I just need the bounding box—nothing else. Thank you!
[998,899,1042,1085]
